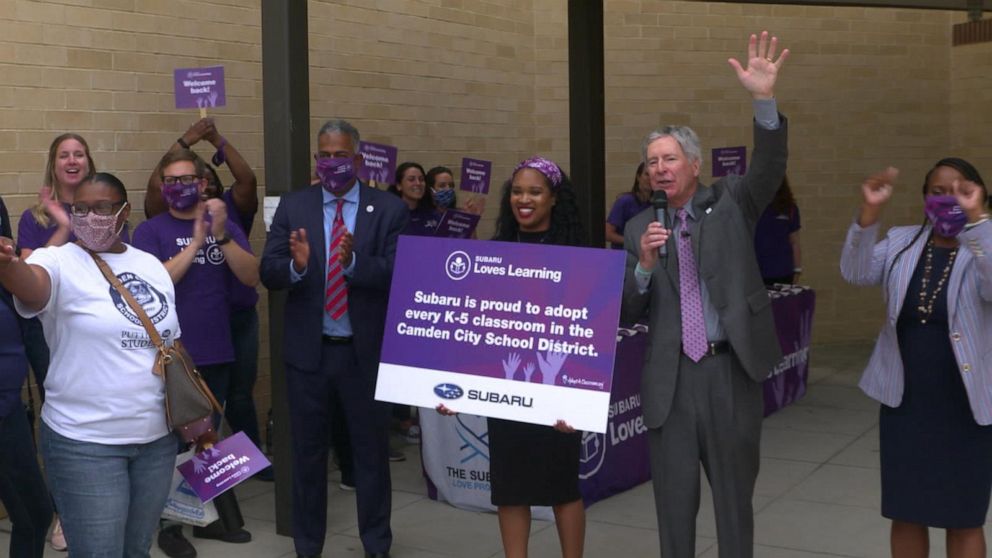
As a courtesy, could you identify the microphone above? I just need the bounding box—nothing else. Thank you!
[651,191,669,259]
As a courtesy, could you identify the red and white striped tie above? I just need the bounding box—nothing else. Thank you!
[324,199,348,319]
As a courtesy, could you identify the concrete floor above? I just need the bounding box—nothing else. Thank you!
[4,341,990,557]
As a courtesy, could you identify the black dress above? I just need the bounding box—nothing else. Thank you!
[487,229,582,507]
[880,245,992,528]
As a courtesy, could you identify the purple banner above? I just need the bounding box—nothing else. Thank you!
[176,432,271,502]
[459,158,492,194]
[173,66,226,110]
[763,286,815,416]
[358,141,398,185]
[578,329,651,504]
[711,146,746,177]
[433,209,480,239]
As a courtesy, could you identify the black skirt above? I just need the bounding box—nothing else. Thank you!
[880,245,992,528]
[487,417,581,506]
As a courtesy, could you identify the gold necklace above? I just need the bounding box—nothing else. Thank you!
[917,240,957,324]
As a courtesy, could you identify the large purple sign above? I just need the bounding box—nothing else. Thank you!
[711,146,747,177]
[433,209,480,239]
[459,158,492,194]
[358,141,398,185]
[173,66,226,110]
[177,432,271,502]
[376,237,625,433]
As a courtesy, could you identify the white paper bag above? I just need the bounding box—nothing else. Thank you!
[160,449,219,527]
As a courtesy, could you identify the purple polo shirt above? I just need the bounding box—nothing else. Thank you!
[606,193,650,249]
[754,204,801,280]
[222,190,259,310]
[131,212,251,366]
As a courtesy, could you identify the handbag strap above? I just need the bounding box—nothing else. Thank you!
[84,246,166,351]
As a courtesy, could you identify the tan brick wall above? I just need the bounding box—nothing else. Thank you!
[599,1,957,344]
[951,31,992,178]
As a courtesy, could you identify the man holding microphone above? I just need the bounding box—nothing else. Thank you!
[621,31,790,558]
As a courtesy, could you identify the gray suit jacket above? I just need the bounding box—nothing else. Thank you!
[620,116,788,428]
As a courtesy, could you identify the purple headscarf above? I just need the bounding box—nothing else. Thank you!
[513,156,563,191]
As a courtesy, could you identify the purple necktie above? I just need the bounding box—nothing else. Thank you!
[676,208,707,362]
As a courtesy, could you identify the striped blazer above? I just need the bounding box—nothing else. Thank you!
[840,220,992,424]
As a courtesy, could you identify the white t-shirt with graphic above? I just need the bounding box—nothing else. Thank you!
[16,243,180,444]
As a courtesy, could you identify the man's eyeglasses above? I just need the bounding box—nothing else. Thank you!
[162,175,201,186]
[70,201,126,217]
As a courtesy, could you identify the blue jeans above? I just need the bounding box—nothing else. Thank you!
[40,422,176,558]
[226,307,261,445]
[0,405,53,558]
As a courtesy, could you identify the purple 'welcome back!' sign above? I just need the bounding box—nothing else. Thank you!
[358,141,398,185]
[459,158,492,194]
[711,146,747,177]
[375,236,625,433]
[173,66,226,110]
[177,432,270,502]
[434,209,480,239]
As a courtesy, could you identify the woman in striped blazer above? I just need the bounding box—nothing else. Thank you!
[841,158,992,558]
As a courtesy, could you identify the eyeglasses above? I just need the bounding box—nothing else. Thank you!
[162,175,200,186]
[71,201,126,217]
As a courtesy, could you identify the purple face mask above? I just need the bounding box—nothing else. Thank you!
[72,203,127,252]
[162,182,200,210]
[925,194,967,238]
[316,157,356,195]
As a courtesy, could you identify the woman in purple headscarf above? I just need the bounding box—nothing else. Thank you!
[442,155,588,558]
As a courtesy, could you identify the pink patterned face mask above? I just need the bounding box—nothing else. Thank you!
[924,195,967,238]
[72,202,128,252]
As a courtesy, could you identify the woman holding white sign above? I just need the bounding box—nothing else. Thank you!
[441,155,587,558]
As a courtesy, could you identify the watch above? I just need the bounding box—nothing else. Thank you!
[177,137,191,149]
[215,233,232,246]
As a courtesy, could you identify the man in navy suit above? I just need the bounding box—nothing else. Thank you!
[261,119,408,558]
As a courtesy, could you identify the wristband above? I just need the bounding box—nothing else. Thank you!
[215,233,232,246]
[211,137,227,166]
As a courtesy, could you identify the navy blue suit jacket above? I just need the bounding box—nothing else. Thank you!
[260,183,409,374]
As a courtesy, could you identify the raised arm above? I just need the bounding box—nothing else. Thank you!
[0,237,51,312]
[204,124,258,220]
[954,179,992,301]
[840,168,898,286]
[727,31,790,222]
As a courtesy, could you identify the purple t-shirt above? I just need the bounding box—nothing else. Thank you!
[222,190,259,310]
[606,193,650,249]
[131,212,251,366]
[754,204,801,280]
[17,206,131,252]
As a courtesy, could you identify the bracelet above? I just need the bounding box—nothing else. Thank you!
[793,267,803,273]
[215,233,232,246]
[211,137,227,166]
[177,137,190,149]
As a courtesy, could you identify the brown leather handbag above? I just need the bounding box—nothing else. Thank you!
[88,249,222,447]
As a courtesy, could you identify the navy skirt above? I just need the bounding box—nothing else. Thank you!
[880,246,992,528]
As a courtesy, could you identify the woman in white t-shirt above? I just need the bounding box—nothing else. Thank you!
[0,172,180,558]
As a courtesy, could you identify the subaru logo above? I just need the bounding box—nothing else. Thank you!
[434,383,464,400]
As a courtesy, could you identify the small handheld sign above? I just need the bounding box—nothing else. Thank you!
[174,66,226,119]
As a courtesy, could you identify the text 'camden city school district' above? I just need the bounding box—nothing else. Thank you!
[397,290,599,357]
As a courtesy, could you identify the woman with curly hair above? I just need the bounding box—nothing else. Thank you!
[484,156,587,557]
